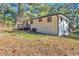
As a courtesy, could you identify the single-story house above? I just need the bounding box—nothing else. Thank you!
[15,14,70,36]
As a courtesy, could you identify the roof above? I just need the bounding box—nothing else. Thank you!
[16,13,70,22]
[58,14,70,22]
[31,13,70,21]
[31,14,59,20]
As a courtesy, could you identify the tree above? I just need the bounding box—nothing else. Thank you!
[24,3,51,19]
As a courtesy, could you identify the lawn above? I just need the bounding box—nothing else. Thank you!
[67,29,79,40]
[0,30,79,56]
[1,30,79,40]
[0,30,50,40]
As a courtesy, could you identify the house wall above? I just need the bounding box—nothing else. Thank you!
[22,20,31,29]
[58,16,69,36]
[16,21,23,29]
[30,15,58,35]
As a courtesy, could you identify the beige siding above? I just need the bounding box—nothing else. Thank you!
[51,15,58,35]
[30,15,58,35]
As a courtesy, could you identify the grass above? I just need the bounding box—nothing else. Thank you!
[0,30,49,40]
[0,29,79,40]
[66,30,79,40]
[0,30,79,55]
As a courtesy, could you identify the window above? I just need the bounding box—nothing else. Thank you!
[39,18,42,22]
[26,21,28,25]
[47,16,52,22]
[31,21,33,24]
[32,28,37,32]
[60,17,63,22]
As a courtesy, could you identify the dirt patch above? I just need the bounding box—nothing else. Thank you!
[0,32,79,56]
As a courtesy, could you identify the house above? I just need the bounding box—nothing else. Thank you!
[30,14,70,36]
[15,14,70,36]
[15,16,30,30]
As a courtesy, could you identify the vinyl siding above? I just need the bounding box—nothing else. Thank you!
[30,15,58,35]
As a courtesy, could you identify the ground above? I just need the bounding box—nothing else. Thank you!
[0,30,79,56]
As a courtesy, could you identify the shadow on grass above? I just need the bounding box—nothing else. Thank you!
[1,30,79,40]
[0,30,50,37]
[63,31,79,40]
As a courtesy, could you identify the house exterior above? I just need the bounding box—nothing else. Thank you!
[15,14,70,36]
[15,16,30,30]
[30,14,70,36]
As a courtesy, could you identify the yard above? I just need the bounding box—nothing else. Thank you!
[0,30,79,56]
[0,3,79,56]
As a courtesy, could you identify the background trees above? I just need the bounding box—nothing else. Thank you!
[0,3,79,29]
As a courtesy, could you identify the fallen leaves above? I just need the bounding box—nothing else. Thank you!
[0,31,79,56]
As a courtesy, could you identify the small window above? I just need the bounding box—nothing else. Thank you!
[31,21,33,24]
[47,16,52,22]
[26,21,28,25]
[39,18,42,22]
[61,17,63,22]
[32,28,37,32]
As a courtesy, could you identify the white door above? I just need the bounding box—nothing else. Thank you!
[58,18,69,36]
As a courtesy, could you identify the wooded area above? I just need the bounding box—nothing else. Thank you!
[0,3,79,30]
